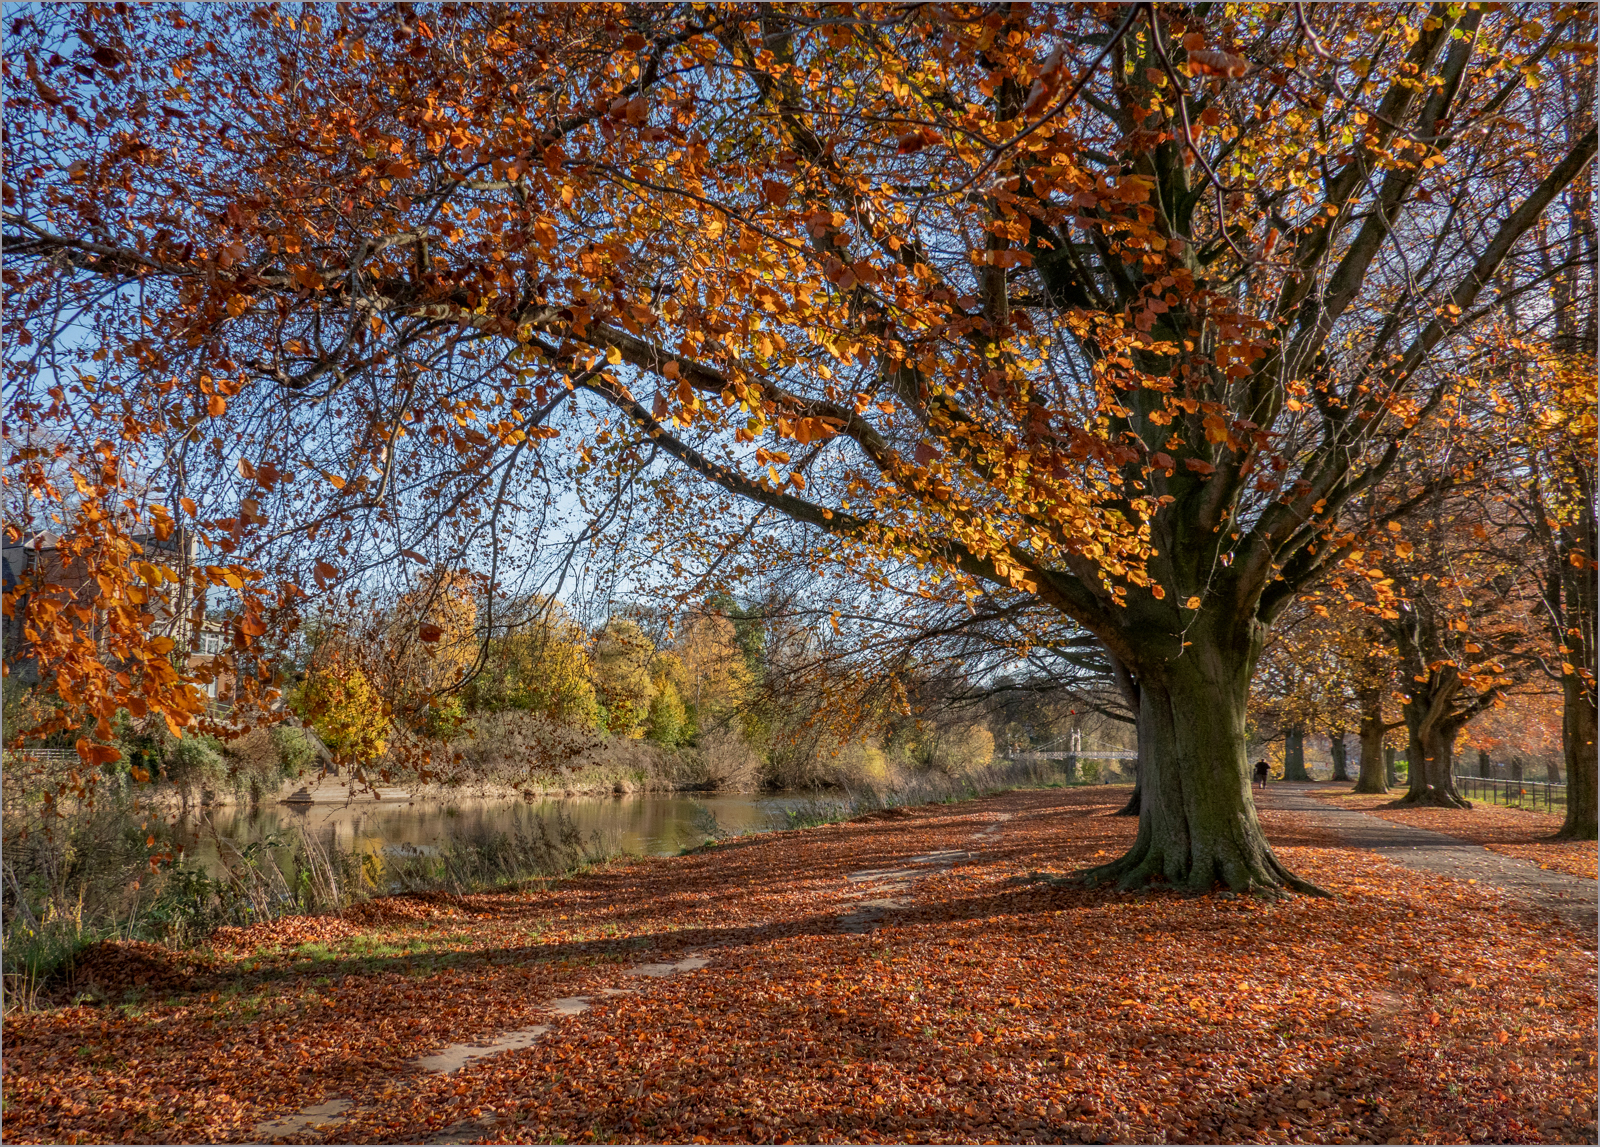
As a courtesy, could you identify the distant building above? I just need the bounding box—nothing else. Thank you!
[2,528,229,707]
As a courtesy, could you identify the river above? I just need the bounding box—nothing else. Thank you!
[173,791,826,880]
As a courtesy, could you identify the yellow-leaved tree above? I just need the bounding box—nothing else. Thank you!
[468,601,600,730]
[674,611,753,731]
[295,658,388,768]
[591,619,657,738]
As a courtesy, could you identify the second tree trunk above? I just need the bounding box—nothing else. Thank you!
[1283,724,1312,782]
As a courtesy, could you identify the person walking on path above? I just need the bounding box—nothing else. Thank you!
[1253,759,1270,791]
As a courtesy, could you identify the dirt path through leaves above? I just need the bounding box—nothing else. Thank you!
[246,806,1025,1142]
[1260,784,1597,929]
[835,812,1013,932]
[250,953,719,1140]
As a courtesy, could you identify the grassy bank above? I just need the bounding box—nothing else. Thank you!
[761,757,1096,833]
[0,799,616,1013]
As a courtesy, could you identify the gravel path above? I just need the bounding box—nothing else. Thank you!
[1261,783,1596,930]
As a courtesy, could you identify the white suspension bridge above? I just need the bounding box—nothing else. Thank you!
[1005,729,1138,762]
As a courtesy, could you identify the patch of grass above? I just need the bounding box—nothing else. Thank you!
[5,803,626,1015]
[346,938,411,958]
[2,914,99,1013]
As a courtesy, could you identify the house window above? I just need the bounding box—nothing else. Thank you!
[201,633,223,655]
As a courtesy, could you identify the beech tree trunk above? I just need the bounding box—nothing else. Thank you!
[1354,706,1389,794]
[1353,687,1389,793]
[1400,695,1470,808]
[1385,746,1399,787]
[1559,672,1598,840]
[1477,749,1491,778]
[1080,635,1323,896]
[1329,732,1351,782]
[1282,724,1312,781]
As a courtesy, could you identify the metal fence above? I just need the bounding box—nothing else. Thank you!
[1007,749,1139,761]
[4,747,81,765]
[1452,774,1567,811]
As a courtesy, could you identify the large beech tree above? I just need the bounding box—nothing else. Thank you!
[5,3,1595,891]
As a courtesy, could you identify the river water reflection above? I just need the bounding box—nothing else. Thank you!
[176,791,821,877]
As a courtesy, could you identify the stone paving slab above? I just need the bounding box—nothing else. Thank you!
[250,953,715,1141]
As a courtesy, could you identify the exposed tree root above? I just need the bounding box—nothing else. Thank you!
[1065,839,1332,898]
[1350,779,1389,795]
[1394,788,1472,809]
[1112,784,1142,817]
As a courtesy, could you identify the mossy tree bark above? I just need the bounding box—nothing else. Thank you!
[1077,614,1323,896]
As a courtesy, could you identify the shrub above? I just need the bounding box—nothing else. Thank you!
[270,725,318,774]
[164,733,227,806]
[670,727,762,791]
[224,727,281,803]
[449,710,604,784]
[761,723,904,792]
[223,724,318,802]
[920,724,996,775]
[597,736,671,790]
[697,727,762,791]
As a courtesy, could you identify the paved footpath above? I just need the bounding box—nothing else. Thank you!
[1260,784,1596,930]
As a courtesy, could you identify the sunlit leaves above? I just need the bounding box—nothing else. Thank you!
[1,2,1592,838]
